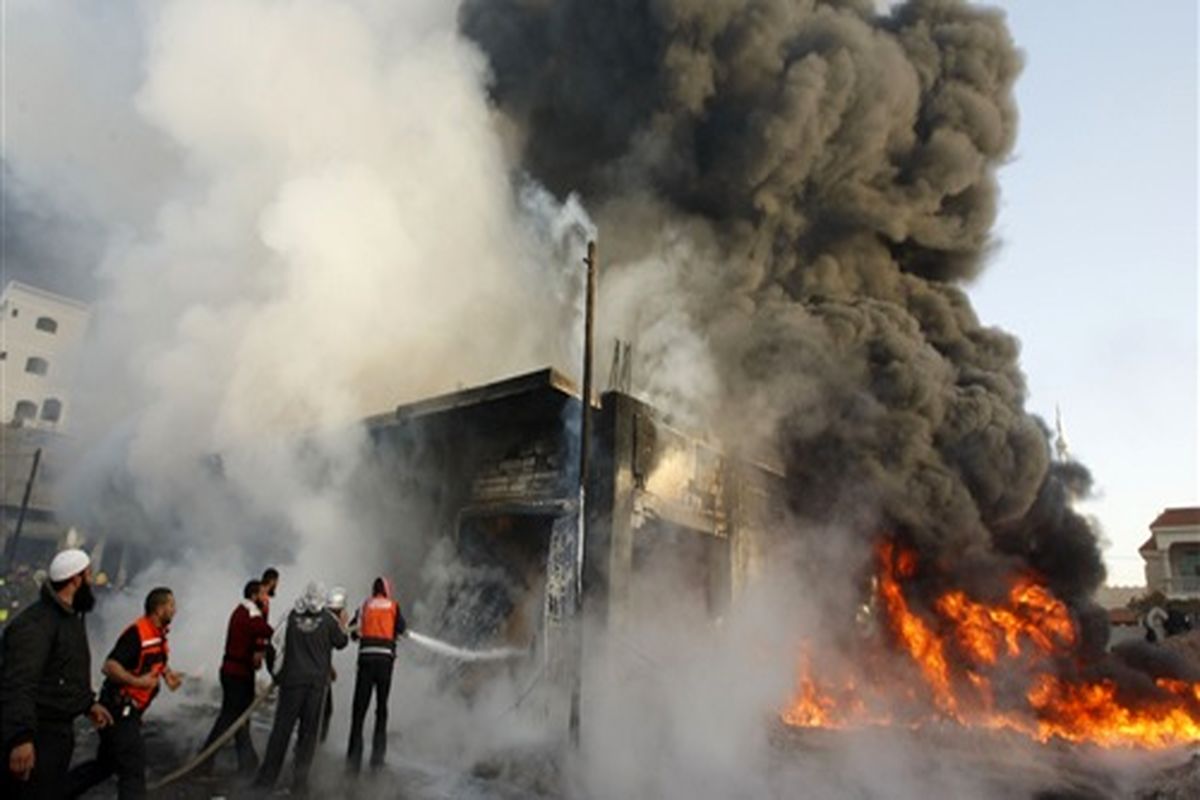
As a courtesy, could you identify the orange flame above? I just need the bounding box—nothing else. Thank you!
[781,652,852,729]
[783,541,1200,748]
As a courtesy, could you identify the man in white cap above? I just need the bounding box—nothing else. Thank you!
[0,548,113,798]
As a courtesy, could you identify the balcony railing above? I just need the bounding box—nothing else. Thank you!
[1163,576,1200,596]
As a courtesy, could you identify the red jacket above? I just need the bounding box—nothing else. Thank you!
[220,600,273,679]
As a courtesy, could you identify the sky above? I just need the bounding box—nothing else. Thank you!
[970,0,1198,586]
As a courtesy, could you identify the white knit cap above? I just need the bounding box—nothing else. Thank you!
[48,549,90,582]
[296,581,327,613]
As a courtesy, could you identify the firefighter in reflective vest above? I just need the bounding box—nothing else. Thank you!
[68,587,182,799]
[346,576,406,773]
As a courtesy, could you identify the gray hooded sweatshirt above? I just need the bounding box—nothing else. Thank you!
[272,582,348,687]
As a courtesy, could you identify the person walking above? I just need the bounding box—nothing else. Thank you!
[0,549,113,799]
[253,581,347,795]
[68,587,182,799]
[197,579,273,776]
[346,577,406,774]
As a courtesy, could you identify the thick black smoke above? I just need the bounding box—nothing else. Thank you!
[460,0,1105,609]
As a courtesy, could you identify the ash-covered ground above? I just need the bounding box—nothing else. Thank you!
[67,682,1200,800]
[772,724,1200,800]
[71,685,564,800]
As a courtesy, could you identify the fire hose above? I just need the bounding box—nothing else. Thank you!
[147,682,276,791]
[147,630,524,791]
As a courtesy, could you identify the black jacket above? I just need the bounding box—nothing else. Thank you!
[273,608,348,687]
[0,583,95,749]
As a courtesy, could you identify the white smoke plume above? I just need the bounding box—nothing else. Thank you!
[5,0,589,760]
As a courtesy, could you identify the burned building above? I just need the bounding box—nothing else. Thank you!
[0,426,128,578]
[362,368,785,664]
[1,426,61,568]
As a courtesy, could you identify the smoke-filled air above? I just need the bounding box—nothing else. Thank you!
[4,0,1197,799]
[461,0,1102,605]
[11,0,591,631]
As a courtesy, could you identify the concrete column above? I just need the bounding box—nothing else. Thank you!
[602,395,637,634]
[1163,542,1174,594]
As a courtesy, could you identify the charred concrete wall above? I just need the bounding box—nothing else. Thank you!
[585,391,784,636]
[364,370,576,534]
[361,370,580,650]
[0,427,95,570]
[363,368,784,653]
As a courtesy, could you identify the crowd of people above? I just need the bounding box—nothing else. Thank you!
[0,549,408,798]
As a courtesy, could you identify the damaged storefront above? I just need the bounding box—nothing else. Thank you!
[364,368,784,713]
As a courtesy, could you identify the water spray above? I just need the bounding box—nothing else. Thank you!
[404,630,526,662]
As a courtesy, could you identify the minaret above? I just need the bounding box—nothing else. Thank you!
[1054,404,1070,463]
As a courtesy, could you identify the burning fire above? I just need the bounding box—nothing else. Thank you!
[783,541,1200,748]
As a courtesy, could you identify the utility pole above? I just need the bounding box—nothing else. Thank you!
[569,240,597,745]
[578,240,597,549]
[5,447,43,572]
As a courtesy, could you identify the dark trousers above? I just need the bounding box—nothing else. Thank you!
[346,657,394,771]
[199,673,258,774]
[320,686,333,743]
[3,721,73,800]
[253,682,325,792]
[68,711,146,800]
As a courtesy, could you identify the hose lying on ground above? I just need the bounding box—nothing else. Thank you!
[147,631,522,791]
[147,682,277,791]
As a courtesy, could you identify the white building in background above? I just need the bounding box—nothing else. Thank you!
[1140,507,1200,599]
[0,281,89,430]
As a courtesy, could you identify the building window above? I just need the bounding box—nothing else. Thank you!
[35,316,58,334]
[10,307,18,317]
[1175,548,1200,578]
[13,400,36,423]
[41,398,62,423]
[24,357,48,376]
